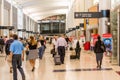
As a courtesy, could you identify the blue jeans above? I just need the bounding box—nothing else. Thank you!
[39,46,45,59]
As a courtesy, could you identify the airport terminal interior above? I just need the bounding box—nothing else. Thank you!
[0,0,120,80]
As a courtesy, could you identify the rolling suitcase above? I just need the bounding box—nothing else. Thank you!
[54,54,61,65]
[70,55,76,59]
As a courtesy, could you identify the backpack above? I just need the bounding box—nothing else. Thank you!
[5,39,14,55]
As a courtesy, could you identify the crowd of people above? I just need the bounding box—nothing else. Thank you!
[0,33,106,80]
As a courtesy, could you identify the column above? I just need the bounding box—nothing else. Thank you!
[118,9,120,66]
[0,0,2,35]
[1,0,4,36]
[84,0,93,41]
[99,0,111,35]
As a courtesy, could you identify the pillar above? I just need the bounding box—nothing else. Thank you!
[99,0,111,36]
[118,9,120,66]
[84,0,93,41]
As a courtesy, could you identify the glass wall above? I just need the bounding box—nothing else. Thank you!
[40,23,50,33]
[52,22,59,33]
[39,21,65,35]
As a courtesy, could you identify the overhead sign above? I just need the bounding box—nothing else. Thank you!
[74,12,101,18]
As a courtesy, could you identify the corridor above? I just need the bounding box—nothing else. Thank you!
[0,44,120,80]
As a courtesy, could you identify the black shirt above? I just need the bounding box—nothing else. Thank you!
[28,42,37,50]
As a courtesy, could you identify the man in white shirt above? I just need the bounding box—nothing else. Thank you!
[56,34,67,64]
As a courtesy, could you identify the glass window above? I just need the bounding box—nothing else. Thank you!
[41,23,50,33]
[52,22,59,33]
[61,23,65,33]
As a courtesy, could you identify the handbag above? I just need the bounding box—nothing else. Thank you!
[101,42,105,52]
[26,50,29,55]
[51,49,56,54]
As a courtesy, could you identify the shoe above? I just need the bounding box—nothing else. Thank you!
[96,65,99,69]
[32,67,35,72]
[99,66,101,69]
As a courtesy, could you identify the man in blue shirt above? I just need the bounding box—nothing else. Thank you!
[10,34,25,80]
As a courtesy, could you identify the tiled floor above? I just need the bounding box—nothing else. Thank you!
[0,44,120,80]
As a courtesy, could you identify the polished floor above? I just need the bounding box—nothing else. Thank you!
[0,44,120,80]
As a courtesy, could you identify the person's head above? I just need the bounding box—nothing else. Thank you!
[13,34,18,40]
[30,36,36,45]
[19,37,23,41]
[9,34,13,38]
[30,36,34,41]
[97,36,101,41]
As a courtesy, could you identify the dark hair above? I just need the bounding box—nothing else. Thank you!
[13,34,18,40]
[97,36,101,40]
[19,37,23,40]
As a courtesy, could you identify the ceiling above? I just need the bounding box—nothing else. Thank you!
[11,0,70,21]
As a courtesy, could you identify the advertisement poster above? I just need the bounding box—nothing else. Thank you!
[102,33,112,57]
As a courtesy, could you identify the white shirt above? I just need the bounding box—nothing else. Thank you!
[56,37,67,48]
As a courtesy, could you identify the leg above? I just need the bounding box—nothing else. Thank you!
[29,59,35,71]
[17,66,25,80]
[39,47,42,59]
[7,55,13,73]
[17,56,25,80]
[39,46,44,59]
[61,47,65,64]
[99,53,103,68]
[12,56,17,80]
[1,45,4,53]
[75,48,77,57]
[96,54,100,68]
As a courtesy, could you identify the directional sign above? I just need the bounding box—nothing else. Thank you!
[74,12,101,18]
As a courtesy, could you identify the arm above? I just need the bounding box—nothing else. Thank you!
[22,50,24,61]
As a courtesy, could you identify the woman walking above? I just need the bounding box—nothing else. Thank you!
[28,36,37,72]
[94,36,105,69]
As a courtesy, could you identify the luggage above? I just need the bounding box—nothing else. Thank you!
[70,47,73,51]
[70,55,76,59]
[54,54,61,65]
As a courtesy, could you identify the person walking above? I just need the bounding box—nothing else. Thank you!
[94,36,105,69]
[75,39,81,59]
[5,34,14,73]
[38,35,45,59]
[28,36,37,72]
[10,34,25,80]
[51,35,58,57]
[0,36,5,54]
[56,34,67,64]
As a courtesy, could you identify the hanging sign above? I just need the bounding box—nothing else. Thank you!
[74,12,101,18]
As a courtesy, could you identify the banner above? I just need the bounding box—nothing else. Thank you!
[102,33,112,57]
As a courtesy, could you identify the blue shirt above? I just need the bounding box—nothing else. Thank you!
[10,40,24,54]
